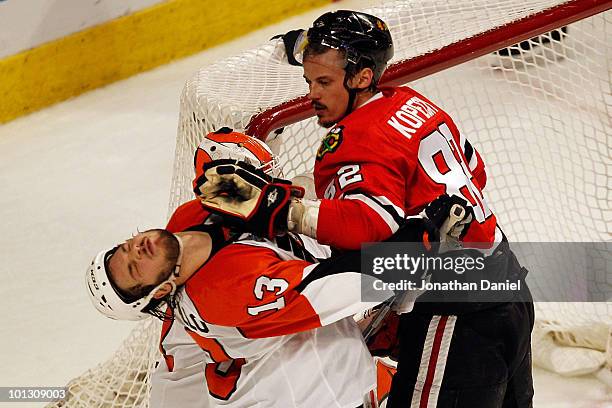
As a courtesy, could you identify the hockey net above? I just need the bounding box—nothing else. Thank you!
[50,0,611,406]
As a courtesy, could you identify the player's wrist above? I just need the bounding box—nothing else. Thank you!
[287,198,320,238]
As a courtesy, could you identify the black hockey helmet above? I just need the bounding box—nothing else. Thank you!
[305,10,394,83]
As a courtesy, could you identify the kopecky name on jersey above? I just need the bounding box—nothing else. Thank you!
[387,96,439,139]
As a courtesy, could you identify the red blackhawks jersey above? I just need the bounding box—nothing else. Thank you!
[150,199,390,408]
[314,86,503,250]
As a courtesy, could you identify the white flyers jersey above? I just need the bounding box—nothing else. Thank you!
[151,316,211,408]
[160,236,390,408]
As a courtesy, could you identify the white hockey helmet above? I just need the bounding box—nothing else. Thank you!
[193,128,282,192]
[85,235,183,321]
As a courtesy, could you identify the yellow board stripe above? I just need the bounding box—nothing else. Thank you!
[0,0,331,124]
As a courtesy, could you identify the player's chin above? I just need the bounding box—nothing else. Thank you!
[317,116,336,128]
[156,230,181,262]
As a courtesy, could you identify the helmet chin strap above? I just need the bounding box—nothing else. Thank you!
[342,72,368,119]
[144,234,184,301]
[171,234,184,279]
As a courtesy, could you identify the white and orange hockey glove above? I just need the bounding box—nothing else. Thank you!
[194,159,305,239]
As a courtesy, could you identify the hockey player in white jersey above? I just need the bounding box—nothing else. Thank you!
[86,221,392,407]
[85,130,396,407]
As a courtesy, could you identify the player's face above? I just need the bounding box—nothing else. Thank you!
[303,49,349,128]
[107,229,178,300]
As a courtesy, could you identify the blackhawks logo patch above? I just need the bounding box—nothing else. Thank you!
[316,126,343,160]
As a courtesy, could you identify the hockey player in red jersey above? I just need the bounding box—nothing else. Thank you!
[196,10,534,408]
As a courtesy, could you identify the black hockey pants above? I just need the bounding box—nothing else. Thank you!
[387,246,535,408]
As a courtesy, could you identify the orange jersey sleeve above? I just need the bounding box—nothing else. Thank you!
[184,244,320,338]
[166,199,212,233]
[165,198,232,245]
[182,241,392,338]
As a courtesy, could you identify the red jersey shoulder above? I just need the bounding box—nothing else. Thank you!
[316,87,444,162]
[315,94,405,163]
[166,199,212,233]
[379,86,445,141]
[315,92,396,162]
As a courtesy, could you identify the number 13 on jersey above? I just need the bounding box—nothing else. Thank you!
[418,123,492,223]
[247,276,289,316]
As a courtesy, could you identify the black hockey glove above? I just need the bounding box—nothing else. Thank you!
[386,216,440,249]
[194,159,304,239]
[424,194,474,241]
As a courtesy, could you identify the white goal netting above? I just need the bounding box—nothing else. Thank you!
[50,0,611,406]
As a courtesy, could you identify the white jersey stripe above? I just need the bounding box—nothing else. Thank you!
[345,194,403,233]
[458,131,478,172]
[410,315,457,408]
[468,148,479,171]
[371,195,406,219]
[458,131,467,158]
[410,316,439,408]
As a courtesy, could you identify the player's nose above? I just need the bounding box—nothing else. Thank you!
[307,85,320,100]
[128,238,141,258]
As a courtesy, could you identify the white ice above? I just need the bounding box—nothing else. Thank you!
[0,1,608,407]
